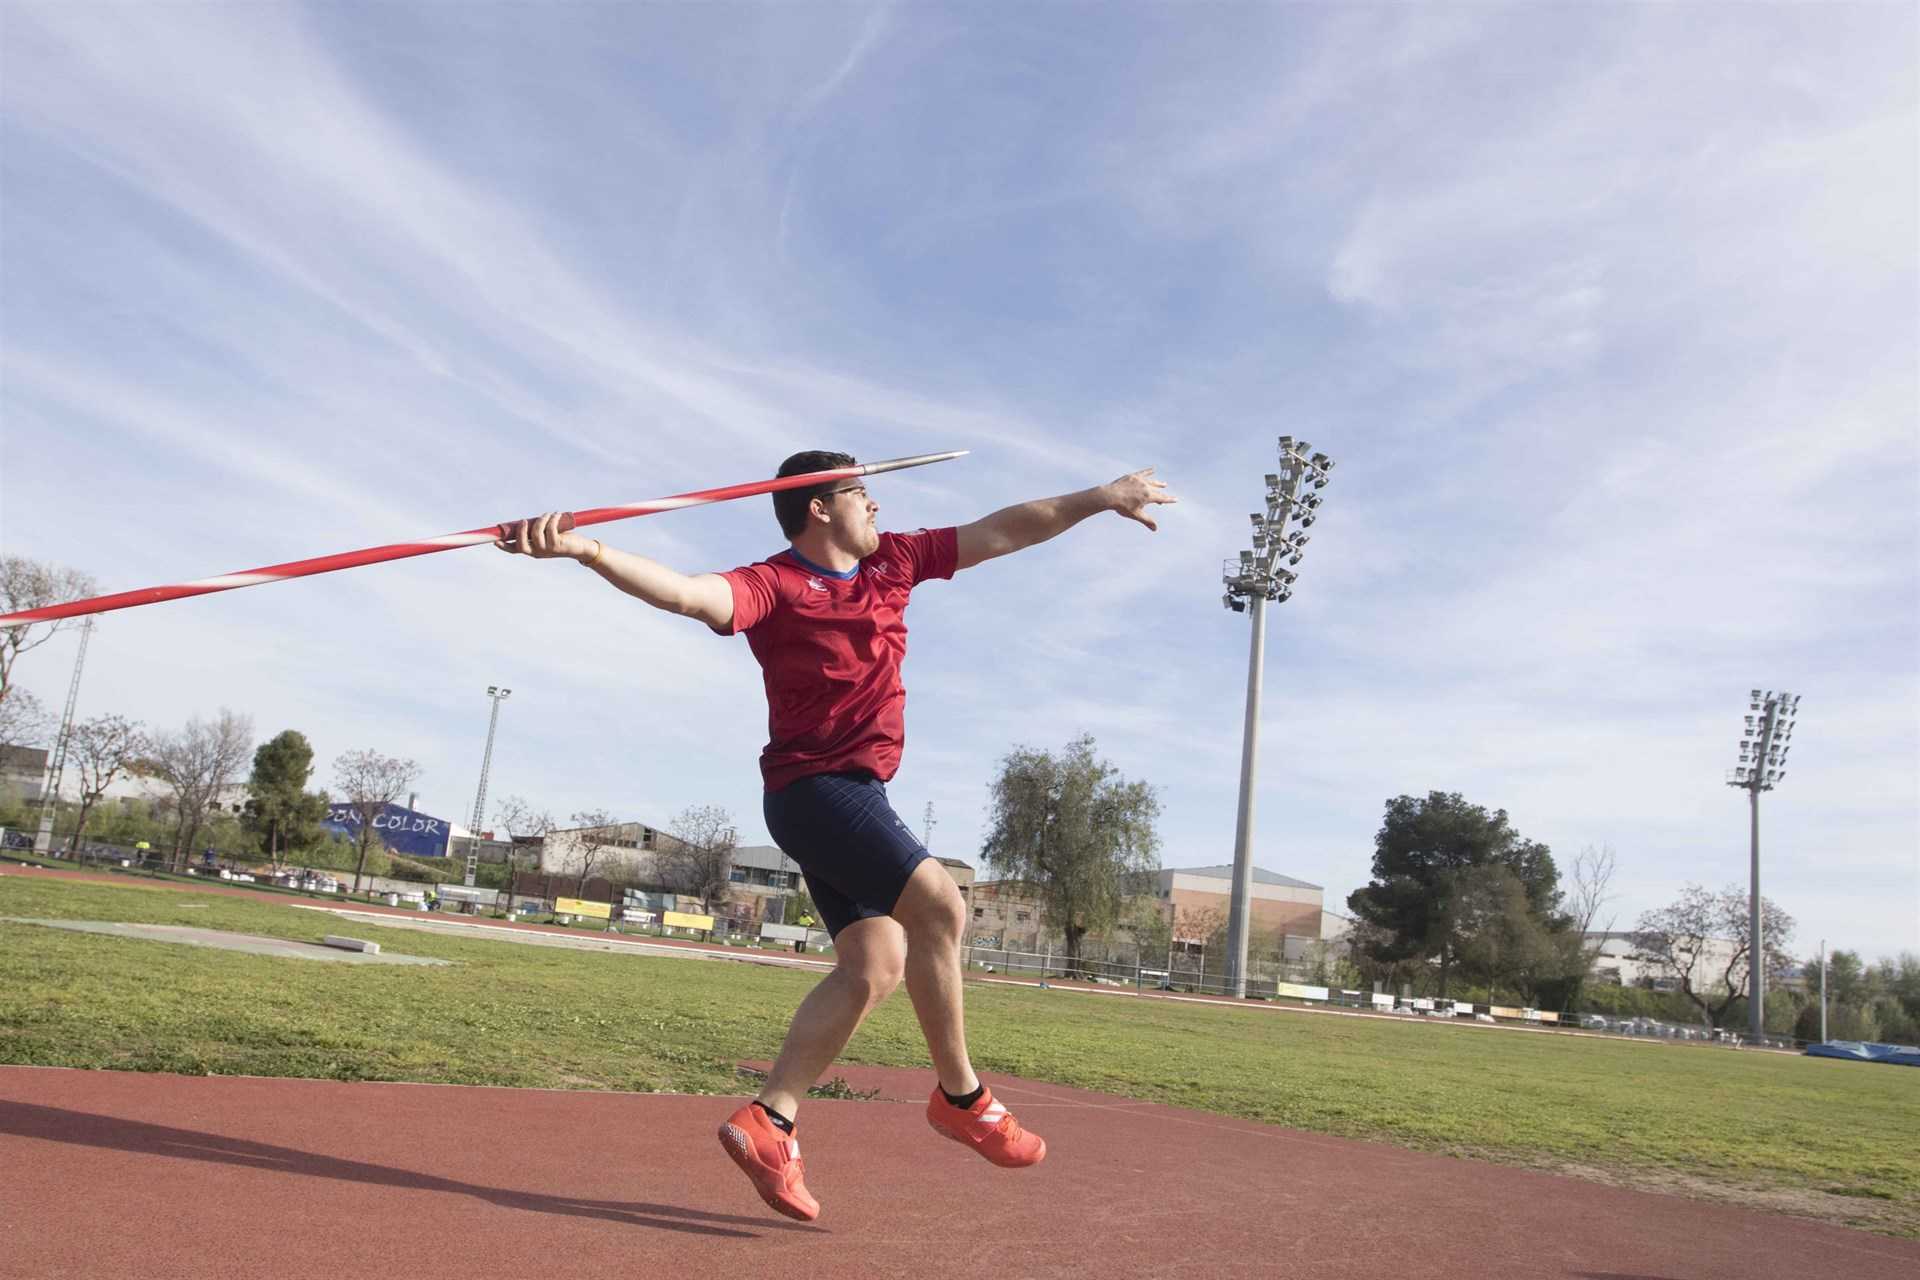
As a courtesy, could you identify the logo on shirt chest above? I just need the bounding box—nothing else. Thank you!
[806,576,828,593]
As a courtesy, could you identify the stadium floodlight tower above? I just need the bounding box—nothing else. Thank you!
[465,685,511,887]
[1726,688,1798,1043]
[1219,436,1334,998]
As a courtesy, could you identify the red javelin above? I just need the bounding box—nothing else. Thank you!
[0,450,967,628]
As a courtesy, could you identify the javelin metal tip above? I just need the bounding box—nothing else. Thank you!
[859,450,969,476]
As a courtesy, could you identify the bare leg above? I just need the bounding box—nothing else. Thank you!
[892,857,980,1097]
[757,916,905,1122]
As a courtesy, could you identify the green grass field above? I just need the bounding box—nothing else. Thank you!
[3,875,1915,1235]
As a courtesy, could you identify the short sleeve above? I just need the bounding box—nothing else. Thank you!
[883,527,958,586]
[717,562,783,634]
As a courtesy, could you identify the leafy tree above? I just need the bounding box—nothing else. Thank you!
[242,730,329,868]
[0,557,98,706]
[65,714,147,851]
[1820,949,1867,1008]
[664,804,739,907]
[1630,884,1795,1029]
[1115,894,1172,963]
[982,734,1160,977]
[147,710,254,869]
[1793,949,1920,1044]
[1449,865,1579,1004]
[332,748,419,894]
[1346,791,1567,999]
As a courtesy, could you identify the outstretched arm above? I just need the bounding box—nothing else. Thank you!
[494,512,734,630]
[954,468,1175,571]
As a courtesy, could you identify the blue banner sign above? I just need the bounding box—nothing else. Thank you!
[323,802,452,860]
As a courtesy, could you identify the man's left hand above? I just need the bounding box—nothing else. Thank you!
[1105,468,1177,530]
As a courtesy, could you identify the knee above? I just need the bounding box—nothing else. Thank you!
[907,890,965,946]
[846,957,906,1007]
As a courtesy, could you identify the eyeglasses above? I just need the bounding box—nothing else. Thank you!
[819,485,869,502]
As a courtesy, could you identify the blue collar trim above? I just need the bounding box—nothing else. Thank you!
[783,547,860,581]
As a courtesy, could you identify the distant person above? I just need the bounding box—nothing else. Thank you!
[499,452,1173,1221]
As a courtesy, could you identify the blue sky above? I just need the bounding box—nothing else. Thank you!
[3,3,1914,960]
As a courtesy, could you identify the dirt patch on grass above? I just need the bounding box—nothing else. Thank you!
[733,1065,883,1102]
[1538,1158,1920,1238]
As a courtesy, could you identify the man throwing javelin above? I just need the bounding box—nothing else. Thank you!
[497,453,1174,1221]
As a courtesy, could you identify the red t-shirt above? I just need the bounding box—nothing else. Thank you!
[719,527,958,791]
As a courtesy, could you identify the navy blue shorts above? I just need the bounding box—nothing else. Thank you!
[762,770,930,939]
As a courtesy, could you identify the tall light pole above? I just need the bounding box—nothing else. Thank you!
[1726,688,1797,1042]
[1220,436,1335,997]
[1819,938,1827,1044]
[466,685,511,887]
[34,617,94,854]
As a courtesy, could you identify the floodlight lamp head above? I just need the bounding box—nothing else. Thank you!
[1289,552,1303,565]
[1264,473,1279,487]
[1300,514,1316,528]
[487,685,499,696]
[1250,512,1264,527]
[500,688,511,699]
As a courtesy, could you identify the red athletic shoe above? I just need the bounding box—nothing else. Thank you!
[926,1086,1047,1168]
[718,1103,820,1221]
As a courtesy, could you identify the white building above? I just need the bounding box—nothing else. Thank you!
[1585,931,1745,992]
[1,745,248,818]
[539,820,684,880]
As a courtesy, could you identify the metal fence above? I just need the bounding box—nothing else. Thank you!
[965,941,1316,997]
[962,941,1813,1050]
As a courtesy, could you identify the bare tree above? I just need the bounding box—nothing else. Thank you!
[1631,883,1796,1029]
[148,710,254,869]
[493,794,556,909]
[1569,844,1618,936]
[663,804,738,909]
[66,715,147,852]
[333,749,420,894]
[563,808,620,898]
[1561,843,1621,988]
[0,557,98,705]
[0,687,53,755]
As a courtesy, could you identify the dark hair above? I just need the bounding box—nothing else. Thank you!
[772,450,857,538]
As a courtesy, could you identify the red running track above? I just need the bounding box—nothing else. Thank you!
[3,1063,1915,1279]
